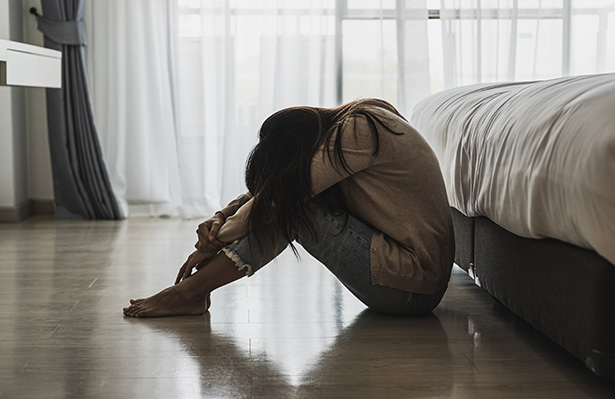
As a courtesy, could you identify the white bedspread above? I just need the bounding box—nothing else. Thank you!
[411,74,615,265]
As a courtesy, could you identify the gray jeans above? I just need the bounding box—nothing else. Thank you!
[222,205,446,316]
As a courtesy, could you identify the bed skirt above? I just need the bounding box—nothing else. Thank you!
[451,207,615,378]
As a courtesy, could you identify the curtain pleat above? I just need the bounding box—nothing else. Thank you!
[36,0,122,219]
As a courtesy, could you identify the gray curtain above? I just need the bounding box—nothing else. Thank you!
[34,0,122,219]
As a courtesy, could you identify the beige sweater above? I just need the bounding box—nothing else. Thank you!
[217,103,455,295]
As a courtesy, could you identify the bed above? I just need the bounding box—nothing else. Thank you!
[410,73,615,378]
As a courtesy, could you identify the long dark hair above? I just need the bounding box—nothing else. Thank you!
[245,98,405,254]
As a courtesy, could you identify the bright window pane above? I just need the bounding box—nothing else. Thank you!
[348,0,396,9]
[342,20,398,103]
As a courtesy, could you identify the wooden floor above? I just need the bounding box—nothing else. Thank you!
[1,216,613,398]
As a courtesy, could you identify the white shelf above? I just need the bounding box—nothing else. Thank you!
[0,39,62,88]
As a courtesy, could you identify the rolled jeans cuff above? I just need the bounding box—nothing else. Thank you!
[221,232,286,277]
[222,240,254,277]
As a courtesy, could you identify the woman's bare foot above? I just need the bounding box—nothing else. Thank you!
[123,284,211,318]
[123,251,244,318]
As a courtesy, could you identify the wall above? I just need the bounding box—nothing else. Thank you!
[0,1,13,207]
[24,0,54,204]
[0,0,54,221]
[0,0,27,209]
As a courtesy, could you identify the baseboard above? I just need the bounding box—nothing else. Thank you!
[0,199,32,222]
[32,199,55,215]
[0,199,55,223]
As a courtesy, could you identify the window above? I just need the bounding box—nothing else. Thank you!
[177,0,614,125]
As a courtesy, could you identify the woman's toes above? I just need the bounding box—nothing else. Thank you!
[124,304,140,317]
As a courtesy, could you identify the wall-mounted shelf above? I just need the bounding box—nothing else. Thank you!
[0,39,61,88]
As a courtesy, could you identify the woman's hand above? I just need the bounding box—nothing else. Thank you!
[175,250,210,284]
[175,212,227,284]
[195,212,226,254]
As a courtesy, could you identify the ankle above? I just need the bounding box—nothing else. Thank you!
[176,277,210,303]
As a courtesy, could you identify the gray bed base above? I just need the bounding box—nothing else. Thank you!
[450,208,615,378]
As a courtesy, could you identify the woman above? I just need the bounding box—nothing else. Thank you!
[123,99,455,318]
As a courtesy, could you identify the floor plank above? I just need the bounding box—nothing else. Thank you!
[1,216,613,398]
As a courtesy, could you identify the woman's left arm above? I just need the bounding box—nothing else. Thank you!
[310,114,377,196]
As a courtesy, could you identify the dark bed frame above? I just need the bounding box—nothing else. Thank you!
[450,207,615,378]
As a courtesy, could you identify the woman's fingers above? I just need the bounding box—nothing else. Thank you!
[194,240,222,255]
[182,262,193,281]
[197,228,208,244]
[196,229,217,248]
[175,258,190,284]
[198,214,225,243]
[175,251,203,284]
[209,217,222,241]
[196,227,224,254]
[190,251,209,277]
[197,220,212,240]
[177,214,227,285]
[183,253,198,281]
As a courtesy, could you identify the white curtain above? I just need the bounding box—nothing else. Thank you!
[175,0,338,218]
[85,0,339,218]
[85,0,182,217]
[437,0,615,88]
[439,0,564,87]
[84,0,614,218]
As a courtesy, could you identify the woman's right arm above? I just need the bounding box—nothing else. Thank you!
[176,192,254,284]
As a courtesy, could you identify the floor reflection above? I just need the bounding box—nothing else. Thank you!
[3,218,614,398]
[130,244,463,397]
[134,307,456,397]
[128,259,615,398]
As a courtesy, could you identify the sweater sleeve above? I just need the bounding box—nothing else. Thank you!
[310,114,376,196]
[216,197,254,243]
[218,192,253,220]
[216,114,376,243]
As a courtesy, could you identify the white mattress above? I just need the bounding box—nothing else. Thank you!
[411,74,615,266]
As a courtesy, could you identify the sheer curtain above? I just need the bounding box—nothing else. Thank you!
[85,0,339,217]
[438,0,566,87]
[84,0,613,218]
[176,0,337,217]
[435,0,614,89]
[85,0,182,217]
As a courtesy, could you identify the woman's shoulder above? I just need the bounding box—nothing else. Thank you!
[352,99,412,135]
